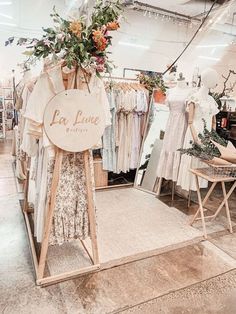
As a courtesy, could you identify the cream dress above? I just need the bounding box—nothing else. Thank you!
[177,94,219,191]
[156,87,191,181]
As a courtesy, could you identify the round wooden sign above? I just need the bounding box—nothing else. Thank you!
[44,89,106,152]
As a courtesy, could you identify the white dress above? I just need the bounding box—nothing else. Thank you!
[177,94,219,191]
[156,87,191,181]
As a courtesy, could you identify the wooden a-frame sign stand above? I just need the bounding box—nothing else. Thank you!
[23,148,100,286]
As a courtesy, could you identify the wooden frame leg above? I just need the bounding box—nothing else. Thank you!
[194,174,207,239]
[23,168,30,213]
[38,148,63,280]
[211,181,236,223]
[156,177,163,196]
[190,181,217,226]
[83,150,99,265]
[187,190,192,208]
[221,182,233,233]
[171,181,175,201]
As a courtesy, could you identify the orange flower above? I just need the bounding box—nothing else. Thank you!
[106,21,120,31]
[92,30,103,42]
[92,30,107,51]
[69,21,83,38]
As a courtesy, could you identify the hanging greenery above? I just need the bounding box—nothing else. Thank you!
[179,119,228,161]
[5,0,123,75]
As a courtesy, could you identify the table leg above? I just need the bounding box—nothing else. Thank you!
[211,181,236,223]
[221,182,233,233]
[194,174,207,239]
[190,181,217,226]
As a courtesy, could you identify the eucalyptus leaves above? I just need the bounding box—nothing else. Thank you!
[179,119,228,161]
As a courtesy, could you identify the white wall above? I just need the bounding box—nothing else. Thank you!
[0,0,65,81]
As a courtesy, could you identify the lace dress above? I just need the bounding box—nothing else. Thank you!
[177,94,219,191]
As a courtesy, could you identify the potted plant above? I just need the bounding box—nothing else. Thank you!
[138,73,168,103]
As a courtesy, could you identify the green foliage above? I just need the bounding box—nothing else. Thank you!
[5,1,123,75]
[179,119,228,160]
[138,73,168,94]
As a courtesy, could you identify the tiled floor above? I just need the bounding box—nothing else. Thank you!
[1,138,236,313]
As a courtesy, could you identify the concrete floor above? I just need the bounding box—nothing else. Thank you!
[1,138,236,313]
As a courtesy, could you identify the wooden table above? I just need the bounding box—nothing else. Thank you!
[190,168,235,239]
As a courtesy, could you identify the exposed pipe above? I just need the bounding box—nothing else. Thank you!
[162,0,219,75]
[133,1,201,21]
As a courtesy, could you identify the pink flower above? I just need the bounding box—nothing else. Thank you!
[43,39,51,47]
[96,56,105,65]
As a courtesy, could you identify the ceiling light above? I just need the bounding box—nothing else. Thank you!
[0,13,13,19]
[0,21,16,26]
[0,1,12,5]
[198,56,220,61]
[118,41,150,50]
[197,44,229,48]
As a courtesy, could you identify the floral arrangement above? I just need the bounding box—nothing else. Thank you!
[138,73,167,95]
[5,0,123,75]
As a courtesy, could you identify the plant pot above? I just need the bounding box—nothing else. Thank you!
[153,89,166,103]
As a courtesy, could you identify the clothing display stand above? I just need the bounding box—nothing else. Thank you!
[189,167,235,239]
[23,148,100,286]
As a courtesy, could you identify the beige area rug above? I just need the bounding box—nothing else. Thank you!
[93,188,202,264]
[45,188,233,276]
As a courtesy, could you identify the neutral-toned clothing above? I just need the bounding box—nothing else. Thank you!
[22,65,109,244]
[156,87,191,181]
[177,94,219,191]
[47,152,94,245]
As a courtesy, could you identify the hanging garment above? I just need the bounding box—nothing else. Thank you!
[102,90,117,172]
[20,79,38,157]
[177,94,219,191]
[46,152,95,245]
[130,90,148,169]
[113,88,148,173]
[156,87,191,181]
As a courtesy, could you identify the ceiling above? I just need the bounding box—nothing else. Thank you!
[133,0,228,18]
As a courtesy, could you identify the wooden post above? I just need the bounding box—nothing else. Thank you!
[221,182,233,233]
[23,168,30,212]
[194,174,207,239]
[211,181,236,221]
[83,150,99,265]
[37,148,63,279]
[190,182,217,226]
[156,177,163,196]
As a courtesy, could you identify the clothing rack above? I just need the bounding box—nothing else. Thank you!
[102,75,139,81]
[100,75,148,189]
